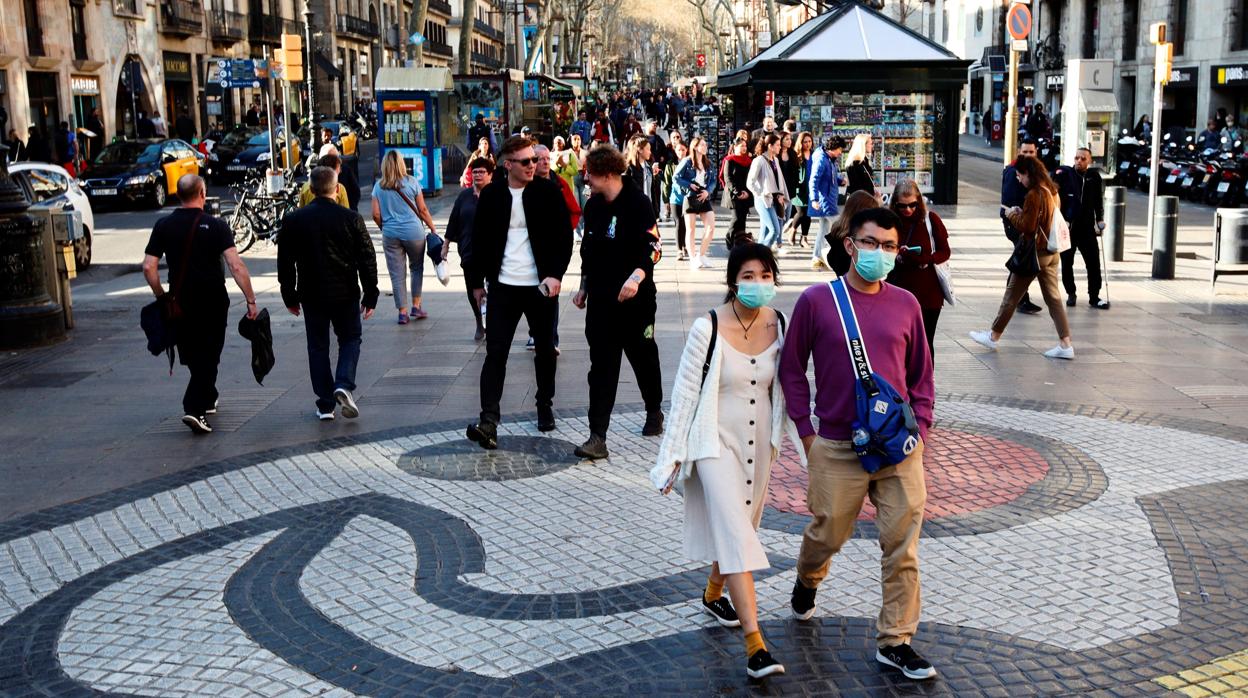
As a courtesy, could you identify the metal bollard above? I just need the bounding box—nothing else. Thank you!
[1103,186,1126,262]
[1151,195,1179,280]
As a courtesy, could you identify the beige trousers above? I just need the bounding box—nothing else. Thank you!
[992,250,1071,339]
[796,437,927,647]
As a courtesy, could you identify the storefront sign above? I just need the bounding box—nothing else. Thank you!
[163,52,192,82]
[70,76,99,96]
[1214,64,1248,86]
[1167,67,1197,86]
[1046,74,1064,90]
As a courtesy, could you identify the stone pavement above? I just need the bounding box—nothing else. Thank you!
[2,154,1248,695]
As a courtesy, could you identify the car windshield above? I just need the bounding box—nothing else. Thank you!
[246,132,270,146]
[95,142,161,166]
[222,130,255,146]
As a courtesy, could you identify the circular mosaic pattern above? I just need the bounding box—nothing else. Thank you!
[398,435,581,481]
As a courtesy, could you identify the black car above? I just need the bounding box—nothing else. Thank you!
[204,126,263,182]
[78,139,203,209]
[224,130,302,180]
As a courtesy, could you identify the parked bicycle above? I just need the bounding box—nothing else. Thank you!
[227,184,300,253]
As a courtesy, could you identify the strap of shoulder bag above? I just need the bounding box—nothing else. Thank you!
[393,179,421,216]
[171,210,204,299]
[925,211,937,251]
[701,310,718,387]
[828,279,875,386]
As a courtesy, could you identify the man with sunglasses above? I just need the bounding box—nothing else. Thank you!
[466,136,574,450]
[779,207,936,682]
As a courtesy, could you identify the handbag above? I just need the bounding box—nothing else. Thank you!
[924,213,955,306]
[1005,234,1041,276]
[828,279,921,473]
[395,183,449,286]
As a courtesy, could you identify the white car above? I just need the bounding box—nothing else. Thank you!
[9,162,96,270]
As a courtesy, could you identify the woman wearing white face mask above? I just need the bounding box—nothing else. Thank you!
[651,243,801,681]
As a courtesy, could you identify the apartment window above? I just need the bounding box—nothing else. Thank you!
[1172,0,1187,56]
[1082,0,1099,59]
[1241,0,1248,50]
[941,10,948,43]
[1122,0,1138,61]
[24,0,44,56]
[71,0,88,60]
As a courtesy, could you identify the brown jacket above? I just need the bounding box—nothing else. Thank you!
[1007,183,1057,249]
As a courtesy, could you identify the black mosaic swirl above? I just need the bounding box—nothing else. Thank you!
[398,435,581,481]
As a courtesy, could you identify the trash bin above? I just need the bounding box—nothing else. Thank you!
[34,207,81,330]
[1213,208,1248,289]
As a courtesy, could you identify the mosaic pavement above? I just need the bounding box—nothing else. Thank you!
[3,395,1248,696]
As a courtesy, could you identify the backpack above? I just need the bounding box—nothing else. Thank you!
[828,279,920,473]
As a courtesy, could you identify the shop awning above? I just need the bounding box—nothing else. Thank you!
[719,2,970,90]
[1079,90,1120,113]
[315,52,344,81]
[375,66,454,92]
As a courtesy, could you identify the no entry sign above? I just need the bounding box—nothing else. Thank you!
[1007,4,1032,41]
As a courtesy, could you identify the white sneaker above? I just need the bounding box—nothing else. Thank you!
[333,388,359,419]
[1044,345,1075,360]
[968,330,999,351]
[689,257,701,271]
[699,256,713,269]
[317,410,335,421]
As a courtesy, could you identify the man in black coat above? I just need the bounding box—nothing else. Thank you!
[465,135,574,450]
[175,109,195,144]
[571,145,665,459]
[278,166,379,421]
[1061,147,1109,309]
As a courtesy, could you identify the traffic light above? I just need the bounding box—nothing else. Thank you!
[1155,42,1173,85]
[281,34,304,82]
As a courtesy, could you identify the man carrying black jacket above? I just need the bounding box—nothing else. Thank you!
[466,135,574,450]
[278,166,379,421]
[571,145,665,460]
[1062,147,1109,309]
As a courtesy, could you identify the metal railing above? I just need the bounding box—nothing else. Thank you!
[472,51,502,70]
[337,13,378,38]
[209,6,246,42]
[427,0,452,15]
[249,14,282,43]
[473,18,504,42]
[161,0,204,35]
[426,40,453,58]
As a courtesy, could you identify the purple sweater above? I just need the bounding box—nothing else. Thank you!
[779,281,934,441]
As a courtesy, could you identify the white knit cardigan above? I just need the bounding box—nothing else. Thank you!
[746,154,785,207]
[651,313,806,491]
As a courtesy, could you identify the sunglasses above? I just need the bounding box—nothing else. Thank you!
[895,202,920,210]
[510,157,538,166]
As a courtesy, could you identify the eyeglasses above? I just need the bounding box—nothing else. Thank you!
[895,202,920,211]
[470,169,489,175]
[852,237,900,254]
[509,157,538,166]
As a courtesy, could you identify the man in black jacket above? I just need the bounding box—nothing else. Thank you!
[1062,147,1109,309]
[466,135,574,450]
[571,145,665,459]
[279,166,379,421]
[446,156,492,341]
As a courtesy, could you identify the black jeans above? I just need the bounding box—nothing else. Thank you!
[177,296,228,415]
[674,201,687,252]
[302,299,363,413]
[480,282,558,426]
[731,198,752,236]
[585,297,663,437]
[920,307,941,363]
[1060,231,1104,300]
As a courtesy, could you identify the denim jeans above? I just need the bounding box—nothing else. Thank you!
[383,235,426,310]
[756,201,783,247]
[302,299,363,413]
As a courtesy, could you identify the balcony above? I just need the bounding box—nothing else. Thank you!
[426,40,453,58]
[337,14,378,38]
[472,51,502,70]
[209,6,246,43]
[427,0,451,16]
[474,18,504,42]
[113,0,143,19]
[250,14,281,43]
[161,0,204,35]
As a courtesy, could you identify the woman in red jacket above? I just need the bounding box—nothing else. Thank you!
[886,179,951,362]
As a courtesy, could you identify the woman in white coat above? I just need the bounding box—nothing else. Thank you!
[747,134,787,251]
[651,243,802,680]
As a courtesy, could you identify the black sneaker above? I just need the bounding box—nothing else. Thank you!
[1090,298,1111,310]
[466,422,498,450]
[537,406,556,432]
[876,643,937,680]
[206,399,219,415]
[334,388,360,419]
[642,410,665,436]
[574,434,609,459]
[1018,299,1044,314]
[702,595,740,627]
[181,414,212,435]
[1065,295,1076,307]
[747,649,785,679]
[791,579,816,621]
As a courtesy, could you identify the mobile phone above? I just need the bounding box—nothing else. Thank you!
[538,282,550,297]
[905,246,922,253]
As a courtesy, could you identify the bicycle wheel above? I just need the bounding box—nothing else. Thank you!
[231,210,257,253]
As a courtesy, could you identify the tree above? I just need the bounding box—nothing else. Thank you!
[407,0,429,64]
[458,0,475,73]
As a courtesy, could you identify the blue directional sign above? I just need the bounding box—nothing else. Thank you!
[216,59,270,88]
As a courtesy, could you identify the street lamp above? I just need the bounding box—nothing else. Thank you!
[304,0,317,152]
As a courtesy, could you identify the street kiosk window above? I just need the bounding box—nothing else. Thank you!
[382,99,428,146]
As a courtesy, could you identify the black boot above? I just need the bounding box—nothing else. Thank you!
[574,433,609,459]
[642,410,665,436]
[537,406,556,432]
[466,422,498,450]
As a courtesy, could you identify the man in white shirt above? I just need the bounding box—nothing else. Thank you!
[466,136,574,449]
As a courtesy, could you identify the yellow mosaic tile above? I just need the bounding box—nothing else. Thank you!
[1156,649,1248,696]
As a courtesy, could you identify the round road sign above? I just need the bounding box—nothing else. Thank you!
[1007,4,1032,40]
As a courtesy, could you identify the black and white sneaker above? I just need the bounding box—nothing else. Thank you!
[702,596,740,627]
[317,410,335,421]
[206,399,219,415]
[181,414,212,434]
[876,643,937,680]
[334,388,359,419]
[746,649,785,679]
[791,580,817,621]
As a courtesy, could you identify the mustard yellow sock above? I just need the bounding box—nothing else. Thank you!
[745,631,766,657]
[704,577,724,603]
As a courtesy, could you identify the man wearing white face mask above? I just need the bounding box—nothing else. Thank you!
[779,207,937,682]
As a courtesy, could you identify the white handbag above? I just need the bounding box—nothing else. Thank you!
[925,213,955,307]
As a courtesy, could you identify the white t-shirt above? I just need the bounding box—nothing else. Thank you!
[499,186,541,286]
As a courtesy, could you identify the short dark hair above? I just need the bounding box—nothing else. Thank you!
[848,208,901,240]
[1076,146,1092,156]
[499,135,534,158]
[318,152,341,171]
[310,166,338,196]
[468,157,494,172]
[724,243,780,301]
[585,144,627,176]
[822,135,846,152]
[1020,137,1039,147]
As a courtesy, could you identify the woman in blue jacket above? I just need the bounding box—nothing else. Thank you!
[808,135,845,271]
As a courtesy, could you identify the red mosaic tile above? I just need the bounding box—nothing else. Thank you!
[767,429,1050,520]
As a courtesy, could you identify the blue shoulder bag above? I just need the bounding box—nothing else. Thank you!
[828,279,921,473]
